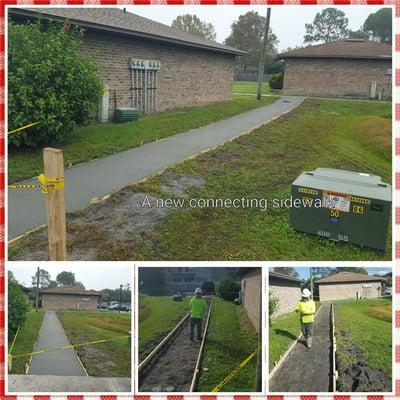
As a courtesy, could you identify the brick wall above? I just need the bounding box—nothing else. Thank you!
[79,30,236,118]
[318,281,382,302]
[241,270,261,332]
[42,293,100,310]
[269,281,301,318]
[283,57,391,98]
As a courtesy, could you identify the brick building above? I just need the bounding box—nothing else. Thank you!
[269,271,302,318]
[41,286,101,310]
[315,272,385,302]
[278,39,392,99]
[239,268,261,332]
[10,8,243,119]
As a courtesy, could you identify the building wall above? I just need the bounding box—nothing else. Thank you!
[283,58,391,98]
[241,270,261,332]
[269,281,301,318]
[42,294,99,310]
[79,30,236,118]
[318,281,382,302]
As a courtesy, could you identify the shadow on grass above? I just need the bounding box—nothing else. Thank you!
[273,329,298,341]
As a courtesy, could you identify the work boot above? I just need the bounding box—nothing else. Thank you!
[307,337,312,349]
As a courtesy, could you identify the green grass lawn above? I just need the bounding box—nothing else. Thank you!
[139,294,189,360]
[197,298,258,392]
[57,311,131,377]
[132,98,391,261]
[232,81,271,95]
[269,302,321,370]
[335,298,392,379]
[8,96,278,183]
[8,309,44,374]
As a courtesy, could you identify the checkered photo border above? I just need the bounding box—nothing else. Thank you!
[1,0,399,398]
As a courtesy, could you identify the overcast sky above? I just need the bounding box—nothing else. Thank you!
[125,5,390,52]
[272,267,392,280]
[9,265,131,290]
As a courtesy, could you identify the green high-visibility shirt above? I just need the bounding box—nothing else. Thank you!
[189,297,207,318]
[295,299,316,323]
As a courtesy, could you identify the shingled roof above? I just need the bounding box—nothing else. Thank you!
[41,286,100,296]
[315,272,386,284]
[269,271,303,283]
[10,7,245,55]
[278,39,391,60]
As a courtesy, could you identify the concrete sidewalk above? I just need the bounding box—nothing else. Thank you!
[8,375,132,392]
[269,303,332,392]
[28,311,86,376]
[8,96,304,239]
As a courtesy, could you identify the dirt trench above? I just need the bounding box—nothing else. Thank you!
[139,302,210,392]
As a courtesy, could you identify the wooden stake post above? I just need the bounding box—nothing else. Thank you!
[43,148,67,261]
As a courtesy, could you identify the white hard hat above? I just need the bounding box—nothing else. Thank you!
[194,287,202,294]
[302,288,311,297]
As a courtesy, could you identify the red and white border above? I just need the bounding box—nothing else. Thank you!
[1,0,399,399]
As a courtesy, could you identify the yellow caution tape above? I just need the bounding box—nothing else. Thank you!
[8,174,64,194]
[10,334,131,359]
[211,349,258,392]
[8,325,21,356]
[8,121,43,135]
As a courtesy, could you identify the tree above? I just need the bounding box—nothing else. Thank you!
[75,281,86,289]
[347,29,369,40]
[31,269,52,289]
[304,8,349,44]
[8,270,16,282]
[273,267,300,279]
[8,21,103,148]
[139,268,166,295]
[363,8,392,44]
[56,271,76,286]
[8,281,29,335]
[224,11,278,69]
[216,277,241,301]
[339,267,368,275]
[171,14,216,41]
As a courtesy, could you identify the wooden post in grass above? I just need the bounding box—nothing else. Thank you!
[43,148,67,261]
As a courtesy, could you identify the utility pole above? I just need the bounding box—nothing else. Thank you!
[255,277,262,391]
[310,267,314,298]
[35,267,40,312]
[119,284,122,314]
[257,8,271,100]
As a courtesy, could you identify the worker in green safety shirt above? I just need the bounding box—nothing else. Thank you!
[295,288,316,349]
[189,288,208,342]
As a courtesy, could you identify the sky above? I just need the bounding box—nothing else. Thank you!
[125,5,389,52]
[271,267,392,280]
[9,265,131,291]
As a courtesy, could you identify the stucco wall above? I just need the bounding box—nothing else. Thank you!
[42,293,100,310]
[318,281,382,302]
[241,270,261,332]
[79,30,236,118]
[283,57,391,98]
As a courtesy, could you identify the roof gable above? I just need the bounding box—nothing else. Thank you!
[278,39,391,61]
[315,272,386,284]
[41,286,100,296]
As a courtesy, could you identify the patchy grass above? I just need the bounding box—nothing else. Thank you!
[8,310,44,374]
[232,81,271,95]
[58,311,131,377]
[269,302,321,370]
[139,294,189,360]
[197,298,259,392]
[8,96,278,183]
[9,98,392,261]
[335,298,392,377]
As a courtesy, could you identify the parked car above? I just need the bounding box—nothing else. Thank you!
[109,303,131,312]
[99,302,108,309]
[382,287,392,296]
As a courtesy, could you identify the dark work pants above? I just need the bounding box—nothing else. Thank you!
[301,322,314,348]
[190,317,202,340]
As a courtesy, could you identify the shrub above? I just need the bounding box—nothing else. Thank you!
[216,277,241,301]
[8,281,29,335]
[8,21,103,148]
[269,73,284,90]
[269,291,279,326]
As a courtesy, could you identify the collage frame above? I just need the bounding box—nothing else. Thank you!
[2,0,399,398]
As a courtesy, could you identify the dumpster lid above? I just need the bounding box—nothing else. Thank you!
[293,168,392,201]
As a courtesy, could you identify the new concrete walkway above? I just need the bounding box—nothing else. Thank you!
[269,303,332,392]
[28,311,86,376]
[8,375,132,392]
[8,96,304,239]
